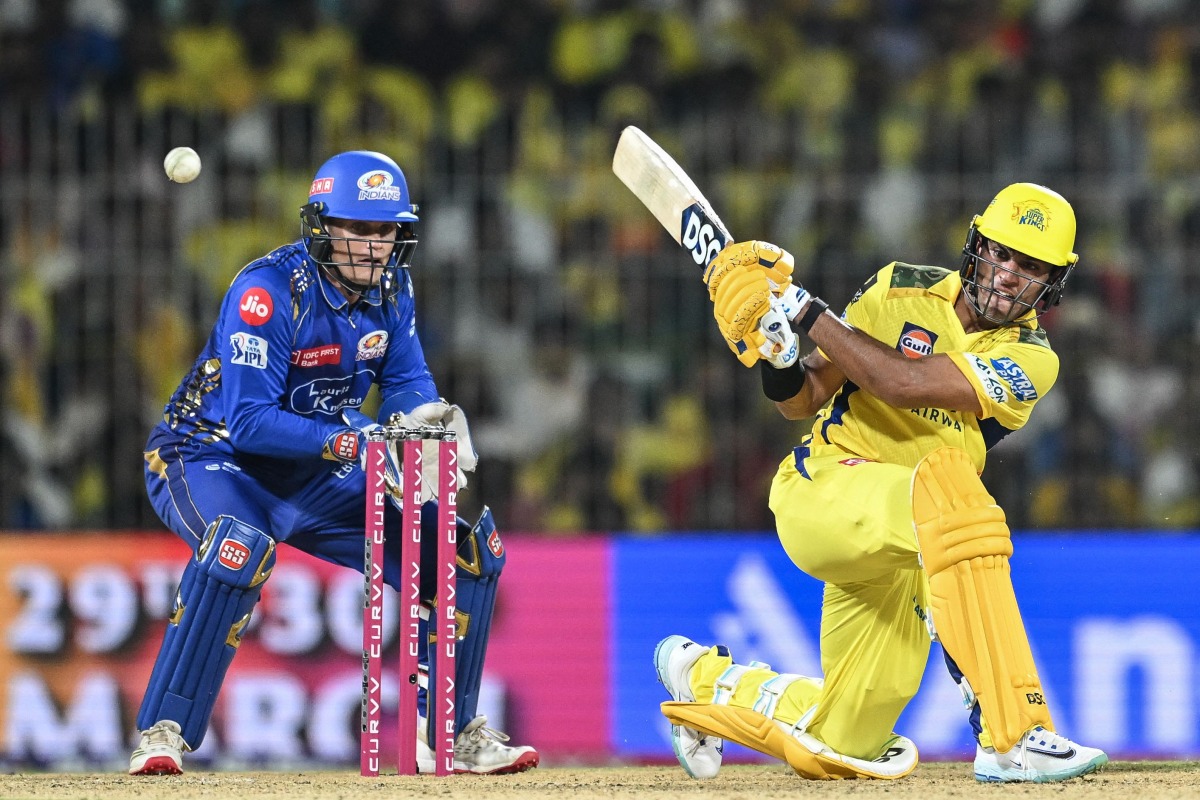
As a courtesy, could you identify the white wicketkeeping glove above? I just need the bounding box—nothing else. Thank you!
[388,399,478,494]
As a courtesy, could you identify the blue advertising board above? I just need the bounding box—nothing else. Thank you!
[613,534,1200,762]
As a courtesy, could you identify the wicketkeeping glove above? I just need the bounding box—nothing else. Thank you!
[340,408,403,508]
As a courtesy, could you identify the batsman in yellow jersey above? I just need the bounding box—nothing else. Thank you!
[654,184,1109,783]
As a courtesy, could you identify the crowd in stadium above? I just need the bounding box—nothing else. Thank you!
[2,0,1199,532]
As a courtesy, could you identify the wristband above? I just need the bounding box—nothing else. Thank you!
[798,297,829,333]
[759,359,807,402]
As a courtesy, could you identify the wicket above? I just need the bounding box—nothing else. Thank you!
[362,424,458,777]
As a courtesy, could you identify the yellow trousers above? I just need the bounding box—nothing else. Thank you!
[691,448,931,761]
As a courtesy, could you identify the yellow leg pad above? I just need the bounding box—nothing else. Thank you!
[661,702,918,780]
[912,447,1052,752]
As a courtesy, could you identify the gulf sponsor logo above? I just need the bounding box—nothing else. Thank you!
[217,539,250,570]
[239,288,273,325]
[356,330,389,360]
[897,322,937,358]
[310,177,334,195]
[990,356,1038,401]
[357,170,402,202]
[291,344,342,368]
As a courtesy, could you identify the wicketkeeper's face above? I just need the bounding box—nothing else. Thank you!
[324,217,400,287]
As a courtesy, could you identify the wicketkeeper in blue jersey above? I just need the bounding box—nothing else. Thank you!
[130,151,538,776]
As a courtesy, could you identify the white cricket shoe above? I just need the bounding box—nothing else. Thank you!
[974,726,1108,783]
[129,720,186,776]
[417,715,539,775]
[654,634,723,779]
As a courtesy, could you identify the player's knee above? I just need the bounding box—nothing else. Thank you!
[196,515,277,589]
[459,506,505,579]
[912,447,1010,575]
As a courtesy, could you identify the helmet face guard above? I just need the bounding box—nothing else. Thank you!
[960,228,1074,325]
[301,151,420,303]
[958,183,1079,325]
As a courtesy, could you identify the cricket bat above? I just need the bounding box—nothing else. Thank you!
[611,125,732,270]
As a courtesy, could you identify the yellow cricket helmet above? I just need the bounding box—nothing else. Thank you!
[961,183,1079,324]
[973,183,1078,268]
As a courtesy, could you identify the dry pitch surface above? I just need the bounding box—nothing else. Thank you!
[1,762,1198,800]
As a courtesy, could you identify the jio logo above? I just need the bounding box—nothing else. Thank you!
[239,288,274,326]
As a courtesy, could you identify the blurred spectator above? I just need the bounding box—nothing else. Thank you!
[1,0,1199,534]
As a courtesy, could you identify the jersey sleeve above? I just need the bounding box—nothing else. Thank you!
[842,264,889,332]
[219,269,346,458]
[946,338,1059,430]
[377,273,439,422]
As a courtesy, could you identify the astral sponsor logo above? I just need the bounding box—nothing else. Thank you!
[897,322,937,358]
[230,332,268,369]
[990,356,1037,401]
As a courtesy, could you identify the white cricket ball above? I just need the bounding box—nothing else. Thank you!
[164,146,202,183]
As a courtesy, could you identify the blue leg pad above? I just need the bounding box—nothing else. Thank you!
[417,504,505,736]
[136,516,276,748]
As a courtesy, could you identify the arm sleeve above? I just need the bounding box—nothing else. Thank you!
[376,274,440,422]
[946,342,1059,430]
[219,272,347,458]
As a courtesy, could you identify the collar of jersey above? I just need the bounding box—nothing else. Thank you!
[315,263,384,310]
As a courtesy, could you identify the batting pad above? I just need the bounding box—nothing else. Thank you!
[911,447,1052,752]
[136,516,276,747]
[661,703,917,780]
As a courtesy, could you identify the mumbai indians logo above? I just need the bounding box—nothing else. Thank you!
[356,330,389,360]
[681,204,727,266]
[357,170,402,202]
[1015,202,1048,232]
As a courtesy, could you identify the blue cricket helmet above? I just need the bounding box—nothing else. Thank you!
[301,151,419,300]
[306,150,419,223]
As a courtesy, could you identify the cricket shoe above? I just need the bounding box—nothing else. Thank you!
[129,720,186,775]
[974,726,1108,783]
[417,715,539,774]
[654,634,724,779]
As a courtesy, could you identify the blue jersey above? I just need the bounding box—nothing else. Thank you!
[147,242,438,490]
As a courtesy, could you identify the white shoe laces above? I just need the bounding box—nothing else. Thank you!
[458,717,512,750]
[142,721,185,751]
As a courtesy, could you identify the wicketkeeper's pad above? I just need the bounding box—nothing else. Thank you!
[912,446,1053,752]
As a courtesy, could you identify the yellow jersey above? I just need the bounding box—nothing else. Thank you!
[806,262,1058,473]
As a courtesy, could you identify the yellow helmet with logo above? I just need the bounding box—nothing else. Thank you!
[973,183,1078,267]
[961,183,1079,324]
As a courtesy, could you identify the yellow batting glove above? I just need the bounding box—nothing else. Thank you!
[704,240,795,299]
[711,262,774,366]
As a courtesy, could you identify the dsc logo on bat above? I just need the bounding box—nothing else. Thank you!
[681,205,727,266]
